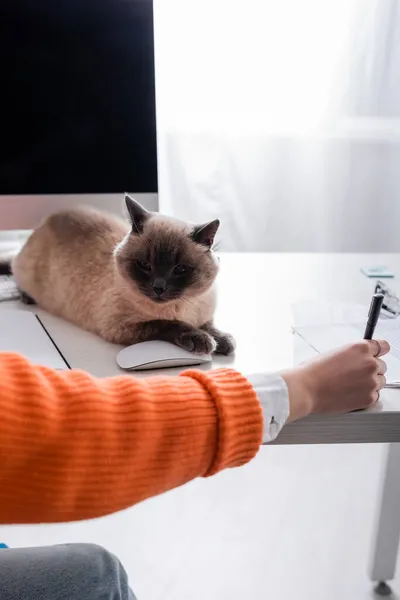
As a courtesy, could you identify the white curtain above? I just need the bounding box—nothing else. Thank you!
[154,0,400,252]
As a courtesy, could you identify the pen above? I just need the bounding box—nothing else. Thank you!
[363,293,384,340]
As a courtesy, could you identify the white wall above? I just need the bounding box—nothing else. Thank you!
[154,0,400,252]
[157,120,400,252]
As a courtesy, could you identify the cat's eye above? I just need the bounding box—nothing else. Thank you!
[137,260,151,272]
[173,264,188,276]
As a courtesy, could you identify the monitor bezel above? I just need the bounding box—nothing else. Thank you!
[0,192,158,231]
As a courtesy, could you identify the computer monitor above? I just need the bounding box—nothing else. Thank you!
[0,0,158,230]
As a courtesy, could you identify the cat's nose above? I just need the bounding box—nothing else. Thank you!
[153,278,167,297]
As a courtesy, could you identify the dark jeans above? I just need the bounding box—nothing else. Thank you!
[0,543,136,600]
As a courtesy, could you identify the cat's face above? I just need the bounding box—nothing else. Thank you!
[115,196,219,303]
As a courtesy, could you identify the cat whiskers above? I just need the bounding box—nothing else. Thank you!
[128,296,148,310]
[179,296,197,310]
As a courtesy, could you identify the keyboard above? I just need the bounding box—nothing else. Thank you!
[0,276,20,302]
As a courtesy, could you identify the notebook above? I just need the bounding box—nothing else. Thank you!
[292,301,400,386]
[0,310,68,370]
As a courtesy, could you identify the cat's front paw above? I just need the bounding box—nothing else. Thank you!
[176,329,217,355]
[213,331,236,356]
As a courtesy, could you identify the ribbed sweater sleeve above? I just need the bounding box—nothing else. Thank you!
[0,353,263,524]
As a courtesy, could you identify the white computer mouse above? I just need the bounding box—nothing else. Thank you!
[117,340,212,371]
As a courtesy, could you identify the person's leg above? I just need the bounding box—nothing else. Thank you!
[0,543,136,600]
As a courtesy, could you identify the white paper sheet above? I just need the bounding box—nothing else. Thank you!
[293,301,400,385]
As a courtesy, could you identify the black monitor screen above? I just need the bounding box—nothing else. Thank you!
[0,0,158,195]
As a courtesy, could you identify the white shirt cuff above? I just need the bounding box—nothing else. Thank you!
[247,373,290,443]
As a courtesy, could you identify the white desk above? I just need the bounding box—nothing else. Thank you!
[2,252,400,592]
[3,253,400,445]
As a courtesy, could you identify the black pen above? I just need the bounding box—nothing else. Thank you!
[363,293,384,340]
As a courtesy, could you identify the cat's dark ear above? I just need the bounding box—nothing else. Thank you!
[125,194,150,234]
[191,219,220,248]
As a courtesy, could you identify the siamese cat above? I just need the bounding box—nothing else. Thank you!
[11,195,235,355]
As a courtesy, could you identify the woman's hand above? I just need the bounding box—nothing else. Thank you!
[281,340,390,422]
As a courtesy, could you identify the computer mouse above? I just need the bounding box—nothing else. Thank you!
[117,340,212,371]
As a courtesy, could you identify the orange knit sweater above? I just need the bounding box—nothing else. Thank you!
[0,353,263,524]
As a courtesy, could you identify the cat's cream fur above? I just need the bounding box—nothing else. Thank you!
[11,204,223,349]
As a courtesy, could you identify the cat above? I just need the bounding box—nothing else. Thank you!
[11,195,235,355]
